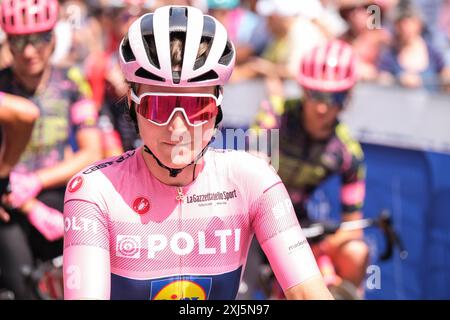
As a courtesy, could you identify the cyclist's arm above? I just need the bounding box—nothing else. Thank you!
[63,189,110,300]
[329,137,366,245]
[0,92,40,176]
[251,181,332,300]
[36,100,102,189]
[285,275,333,300]
[36,126,102,189]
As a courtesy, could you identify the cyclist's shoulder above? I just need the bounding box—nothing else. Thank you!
[83,149,138,176]
[207,148,276,178]
[284,97,302,110]
[208,148,267,163]
[333,122,364,160]
[65,149,138,205]
[272,96,301,113]
[50,65,91,95]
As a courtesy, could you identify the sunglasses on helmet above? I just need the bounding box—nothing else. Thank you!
[130,89,222,127]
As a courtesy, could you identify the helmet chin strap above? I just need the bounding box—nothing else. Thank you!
[143,136,216,178]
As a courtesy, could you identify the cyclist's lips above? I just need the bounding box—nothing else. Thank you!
[24,59,41,67]
[162,141,191,147]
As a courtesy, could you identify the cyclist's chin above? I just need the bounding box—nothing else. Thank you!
[158,143,197,168]
[19,61,46,76]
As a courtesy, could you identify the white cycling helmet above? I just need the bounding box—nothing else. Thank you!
[119,5,236,87]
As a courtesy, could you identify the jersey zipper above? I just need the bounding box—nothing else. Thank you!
[176,186,184,299]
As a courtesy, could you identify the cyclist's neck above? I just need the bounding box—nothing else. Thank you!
[12,65,52,95]
[140,147,205,187]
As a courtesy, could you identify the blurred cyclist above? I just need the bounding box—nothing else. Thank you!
[63,5,332,300]
[0,93,40,221]
[254,40,369,291]
[0,0,101,299]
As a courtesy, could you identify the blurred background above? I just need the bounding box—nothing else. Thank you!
[1,0,450,299]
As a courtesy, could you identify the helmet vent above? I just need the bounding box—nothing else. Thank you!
[135,67,165,82]
[121,36,136,62]
[141,14,160,69]
[193,16,215,71]
[187,70,219,83]
[218,41,234,66]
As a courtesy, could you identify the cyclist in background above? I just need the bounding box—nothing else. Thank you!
[63,5,332,300]
[254,40,370,291]
[0,0,101,299]
[0,93,40,221]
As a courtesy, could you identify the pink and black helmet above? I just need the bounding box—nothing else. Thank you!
[298,40,357,92]
[0,0,59,35]
[119,5,236,87]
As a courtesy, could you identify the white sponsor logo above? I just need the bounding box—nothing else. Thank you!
[116,229,242,259]
[64,217,98,234]
[116,235,141,259]
[273,198,294,220]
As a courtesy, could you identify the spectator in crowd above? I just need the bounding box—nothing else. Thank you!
[377,4,450,91]
[207,0,269,65]
[51,0,104,70]
[236,0,329,97]
[338,0,391,81]
[151,0,208,11]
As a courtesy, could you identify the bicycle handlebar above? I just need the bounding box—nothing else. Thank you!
[301,209,408,261]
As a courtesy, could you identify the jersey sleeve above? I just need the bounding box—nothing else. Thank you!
[232,152,321,290]
[63,173,111,300]
[250,182,321,291]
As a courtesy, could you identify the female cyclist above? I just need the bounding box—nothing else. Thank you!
[63,5,332,300]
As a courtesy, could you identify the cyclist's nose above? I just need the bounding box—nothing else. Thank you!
[316,102,329,115]
[168,111,189,131]
[23,43,38,58]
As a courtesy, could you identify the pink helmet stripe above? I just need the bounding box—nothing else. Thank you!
[298,40,357,92]
[0,0,59,35]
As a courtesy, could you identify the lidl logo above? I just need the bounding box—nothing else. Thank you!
[150,277,212,300]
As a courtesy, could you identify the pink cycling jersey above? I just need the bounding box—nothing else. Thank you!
[63,147,320,300]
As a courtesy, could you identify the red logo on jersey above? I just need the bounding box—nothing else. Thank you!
[133,197,151,215]
[68,176,83,193]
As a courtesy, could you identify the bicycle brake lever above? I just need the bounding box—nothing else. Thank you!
[377,210,408,261]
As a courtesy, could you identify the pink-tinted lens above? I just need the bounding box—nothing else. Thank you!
[136,95,218,125]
